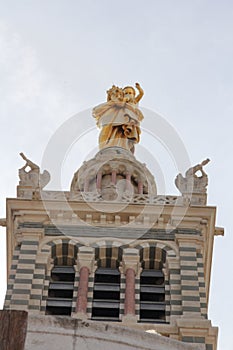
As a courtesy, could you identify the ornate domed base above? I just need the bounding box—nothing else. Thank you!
[70,147,157,201]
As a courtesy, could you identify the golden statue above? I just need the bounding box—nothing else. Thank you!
[92,83,144,153]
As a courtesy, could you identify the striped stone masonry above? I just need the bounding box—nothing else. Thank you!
[5,233,41,311]
[86,273,95,319]
[4,235,207,322]
[41,268,50,313]
[134,276,140,319]
[197,252,208,319]
[72,266,79,314]
[28,259,46,311]
[176,318,218,350]
[120,275,126,320]
[177,237,204,318]
[5,235,179,323]
[4,246,20,309]
[166,257,182,321]
[3,218,217,350]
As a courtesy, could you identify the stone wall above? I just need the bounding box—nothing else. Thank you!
[25,314,203,350]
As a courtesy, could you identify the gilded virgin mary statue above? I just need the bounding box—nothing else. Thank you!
[92,83,144,153]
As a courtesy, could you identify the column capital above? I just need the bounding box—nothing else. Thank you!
[122,248,140,275]
[77,246,95,273]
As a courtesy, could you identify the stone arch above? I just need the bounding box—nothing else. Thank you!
[91,239,128,268]
[41,237,83,266]
[133,240,177,269]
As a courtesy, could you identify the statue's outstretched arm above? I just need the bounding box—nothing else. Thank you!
[135,83,144,104]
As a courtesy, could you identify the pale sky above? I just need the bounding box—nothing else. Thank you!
[0,1,232,349]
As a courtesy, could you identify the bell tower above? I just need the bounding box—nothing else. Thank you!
[0,83,223,350]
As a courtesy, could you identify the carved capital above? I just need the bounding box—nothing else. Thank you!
[77,246,95,273]
[122,248,140,275]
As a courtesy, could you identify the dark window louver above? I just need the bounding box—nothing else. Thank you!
[139,269,166,323]
[46,266,75,316]
[91,267,120,321]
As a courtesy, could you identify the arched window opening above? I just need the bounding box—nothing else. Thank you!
[92,267,120,321]
[46,265,75,316]
[46,241,78,316]
[138,245,167,323]
[139,269,165,323]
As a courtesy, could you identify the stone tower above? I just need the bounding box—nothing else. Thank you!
[0,84,223,350]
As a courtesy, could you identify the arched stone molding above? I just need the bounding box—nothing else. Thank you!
[131,240,178,259]
[90,239,128,268]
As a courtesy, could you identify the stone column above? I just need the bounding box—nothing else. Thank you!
[124,268,136,315]
[111,169,117,184]
[122,248,140,323]
[125,172,131,191]
[138,181,143,194]
[96,171,102,190]
[76,266,89,314]
[75,247,95,319]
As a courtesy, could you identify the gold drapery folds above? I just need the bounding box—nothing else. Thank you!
[92,83,144,153]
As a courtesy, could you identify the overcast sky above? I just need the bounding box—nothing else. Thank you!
[0,1,232,349]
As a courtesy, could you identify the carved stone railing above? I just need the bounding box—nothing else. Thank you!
[39,190,184,206]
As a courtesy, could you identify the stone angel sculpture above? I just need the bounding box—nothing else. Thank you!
[175,159,210,194]
[18,153,50,190]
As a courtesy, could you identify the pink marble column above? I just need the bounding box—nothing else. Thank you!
[138,181,143,194]
[111,170,117,184]
[96,171,102,190]
[124,268,135,316]
[76,266,89,314]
